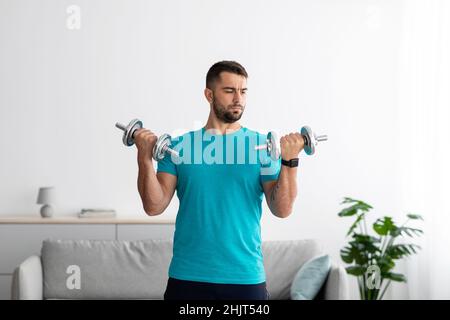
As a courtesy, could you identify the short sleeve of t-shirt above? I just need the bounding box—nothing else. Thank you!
[257,132,281,183]
[156,139,178,176]
[157,154,177,176]
[259,157,281,183]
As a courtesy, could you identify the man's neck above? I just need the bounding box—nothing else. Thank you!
[204,119,242,135]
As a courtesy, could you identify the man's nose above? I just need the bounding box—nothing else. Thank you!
[233,92,244,104]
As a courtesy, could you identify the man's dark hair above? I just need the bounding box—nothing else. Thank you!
[206,61,248,89]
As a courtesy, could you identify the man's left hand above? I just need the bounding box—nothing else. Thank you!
[280,132,304,160]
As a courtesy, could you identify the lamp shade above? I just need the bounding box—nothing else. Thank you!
[36,187,55,204]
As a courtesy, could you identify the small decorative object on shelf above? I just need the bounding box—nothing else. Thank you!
[36,187,55,218]
[78,208,117,218]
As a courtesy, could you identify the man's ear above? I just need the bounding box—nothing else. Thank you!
[204,88,214,104]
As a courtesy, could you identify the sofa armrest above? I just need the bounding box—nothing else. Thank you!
[323,262,350,300]
[11,255,43,300]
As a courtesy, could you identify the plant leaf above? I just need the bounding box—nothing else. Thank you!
[346,265,366,276]
[346,213,364,236]
[340,247,354,264]
[342,234,381,265]
[373,217,397,236]
[386,244,421,259]
[341,197,359,204]
[338,198,373,217]
[376,256,396,274]
[340,197,373,208]
[338,206,358,217]
[391,227,424,238]
[407,213,424,220]
[384,272,407,282]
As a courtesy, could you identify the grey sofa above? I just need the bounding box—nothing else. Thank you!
[11,239,349,300]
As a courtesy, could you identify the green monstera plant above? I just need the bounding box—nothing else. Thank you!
[338,197,423,300]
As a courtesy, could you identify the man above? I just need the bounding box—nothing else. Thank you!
[135,61,304,300]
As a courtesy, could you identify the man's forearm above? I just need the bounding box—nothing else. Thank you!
[137,153,164,214]
[269,166,298,218]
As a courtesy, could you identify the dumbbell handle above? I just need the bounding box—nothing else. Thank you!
[255,144,269,150]
[255,134,328,150]
[164,146,179,157]
[115,122,138,138]
[115,122,127,131]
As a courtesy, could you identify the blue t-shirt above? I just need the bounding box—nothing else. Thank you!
[157,127,281,284]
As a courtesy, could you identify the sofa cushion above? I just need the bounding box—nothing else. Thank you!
[41,239,173,299]
[290,254,331,300]
[262,239,322,300]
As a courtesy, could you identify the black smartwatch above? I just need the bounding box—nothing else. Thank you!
[281,158,299,168]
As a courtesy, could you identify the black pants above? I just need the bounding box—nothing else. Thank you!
[164,277,270,300]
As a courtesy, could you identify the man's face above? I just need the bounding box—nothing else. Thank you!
[208,72,247,123]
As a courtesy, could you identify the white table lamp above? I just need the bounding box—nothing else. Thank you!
[37,187,55,218]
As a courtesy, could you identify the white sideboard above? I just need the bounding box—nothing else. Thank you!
[0,216,175,300]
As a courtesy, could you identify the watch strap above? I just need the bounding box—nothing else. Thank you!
[281,158,299,167]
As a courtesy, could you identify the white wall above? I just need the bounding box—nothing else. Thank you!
[0,0,419,299]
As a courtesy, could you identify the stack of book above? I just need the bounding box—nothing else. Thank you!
[78,208,117,218]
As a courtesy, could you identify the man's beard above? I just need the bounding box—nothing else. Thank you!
[212,98,245,123]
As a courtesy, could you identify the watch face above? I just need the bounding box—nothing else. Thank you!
[282,158,299,167]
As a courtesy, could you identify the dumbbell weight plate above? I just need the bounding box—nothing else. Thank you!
[123,119,143,146]
[153,133,172,161]
[301,126,315,155]
[267,131,280,160]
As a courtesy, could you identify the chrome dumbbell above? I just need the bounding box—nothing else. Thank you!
[115,119,179,161]
[255,126,328,160]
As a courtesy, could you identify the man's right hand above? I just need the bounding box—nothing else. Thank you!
[134,128,158,162]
